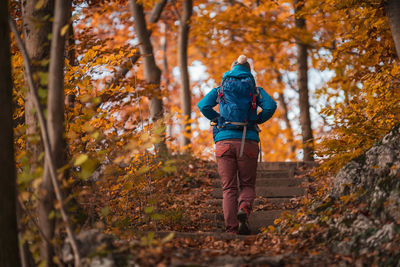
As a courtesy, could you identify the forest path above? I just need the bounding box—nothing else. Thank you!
[154,161,317,238]
[205,161,318,234]
[143,161,319,266]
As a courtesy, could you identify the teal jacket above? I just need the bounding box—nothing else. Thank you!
[197,65,277,143]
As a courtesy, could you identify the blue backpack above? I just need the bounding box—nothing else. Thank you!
[216,74,259,130]
[216,74,260,157]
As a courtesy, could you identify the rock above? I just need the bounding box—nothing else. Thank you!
[331,240,353,256]
[366,223,395,247]
[250,255,284,266]
[89,255,114,267]
[332,124,400,196]
[323,125,400,260]
[62,229,115,265]
[352,214,374,233]
[387,191,400,221]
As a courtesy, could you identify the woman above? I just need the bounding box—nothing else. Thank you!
[197,55,277,234]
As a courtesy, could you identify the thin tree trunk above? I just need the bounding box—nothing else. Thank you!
[130,0,168,157]
[162,23,173,138]
[278,92,296,155]
[178,0,192,149]
[39,0,71,265]
[293,0,314,161]
[386,0,400,59]
[21,1,54,261]
[162,23,170,88]
[0,7,21,267]
[273,66,296,156]
[22,0,53,165]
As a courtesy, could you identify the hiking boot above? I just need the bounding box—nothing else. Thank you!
[237,207,251,235]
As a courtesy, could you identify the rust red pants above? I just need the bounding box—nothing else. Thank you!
[215,139,259,232]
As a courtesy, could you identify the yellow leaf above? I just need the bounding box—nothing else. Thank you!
[60,24,69,36]
[74,154,88,166]
[35,0,45,10]
[161,232,175,243]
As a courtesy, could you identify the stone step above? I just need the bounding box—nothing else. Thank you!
[249,210,291,233]
[203,210,292,233]
[211,187,305,199]
[257,170,292,179]
[257,161,318,171]
[208,170,310,180]
[206,197,294,208]
[155,231,251,241]
[212,178,305,188]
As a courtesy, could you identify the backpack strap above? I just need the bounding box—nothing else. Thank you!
[240,125,247,158]
[227,121,248,157]
[216,79,227,104]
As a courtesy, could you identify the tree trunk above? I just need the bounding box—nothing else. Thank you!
[0,7,21,267]
[38,0,70,265]
[21,0,54,264]
[130,0,168,157]
[162,23,170,88]
[273,66,296,156]
[293,0,314,161]
[386,0,400,59]
[178,0,192,149]
[278,92,296,155]
[22,0,53,164]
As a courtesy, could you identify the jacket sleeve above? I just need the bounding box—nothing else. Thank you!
[197,87,220,121]
[256,87,277,124]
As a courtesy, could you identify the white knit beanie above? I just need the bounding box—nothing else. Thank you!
[231,55,251,71]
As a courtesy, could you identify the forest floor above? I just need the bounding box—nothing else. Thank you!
[76,157,356,266]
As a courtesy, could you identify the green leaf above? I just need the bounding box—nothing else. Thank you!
[144,206,154,214]
[151,213,164,221]
[40,58,50,67]
[162,165,177,173]
[48,210,56,220]
[38,88,47,99]
[74,154,88,166]
[38,72,49,86]
[91,131,100,140]
[79,159,98,180]
[137,166,150,175]
[101,206,110,217]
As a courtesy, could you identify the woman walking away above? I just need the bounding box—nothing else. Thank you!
[197,55,277,235]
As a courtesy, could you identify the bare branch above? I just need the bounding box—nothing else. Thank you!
[149,0,168,23]
[171,0,181,20]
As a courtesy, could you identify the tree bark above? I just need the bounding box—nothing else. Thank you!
[38,0,70,265]
[278,92,296,155]
[22,0,53,164]
[178,0,192,149]
[0,7,21,267]
[149,0,168,23]
[293,0,314,161]
[386,0,400,59]
[273,66,296,156]
[130,0,168,157]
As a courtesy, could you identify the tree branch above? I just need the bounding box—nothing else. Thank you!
[9,17,82,267]
[171,0,181,20]
[149,0,168,23]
